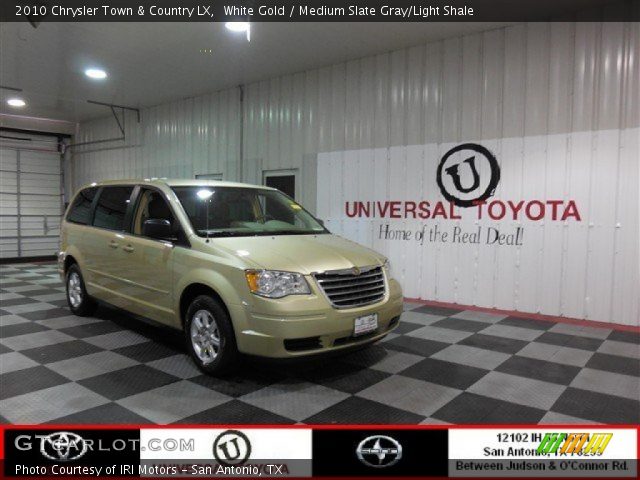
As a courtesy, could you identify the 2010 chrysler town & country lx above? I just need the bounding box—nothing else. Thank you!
[59,179,403,374]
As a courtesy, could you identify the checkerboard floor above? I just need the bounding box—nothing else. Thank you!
[1,262,638,425]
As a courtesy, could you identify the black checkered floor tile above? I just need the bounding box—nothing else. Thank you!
[1,262,639,425]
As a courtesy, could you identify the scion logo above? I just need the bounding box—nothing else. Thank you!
[39,432,87,462]
[213,430,252,466]
[436,143,500,208]
[356,435,402,468]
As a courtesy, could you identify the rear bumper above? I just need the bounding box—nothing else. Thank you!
[230,278,404,358]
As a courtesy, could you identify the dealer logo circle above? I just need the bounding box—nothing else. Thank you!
[436,143,500,208]
[213,430,251,466]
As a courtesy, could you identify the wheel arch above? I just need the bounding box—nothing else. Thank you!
[63,254,78,273]
[62,245,86,273]
[179,283,232,330]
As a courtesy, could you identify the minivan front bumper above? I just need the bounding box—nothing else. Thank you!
[230,277,403,358]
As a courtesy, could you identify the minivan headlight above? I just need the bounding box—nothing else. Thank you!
[245,270,311,298]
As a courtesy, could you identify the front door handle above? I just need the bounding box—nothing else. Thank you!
[122,245,135,253]
[108,241,119,249]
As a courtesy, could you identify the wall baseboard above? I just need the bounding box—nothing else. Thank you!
[0,255,56,265]
[404,297,640,333]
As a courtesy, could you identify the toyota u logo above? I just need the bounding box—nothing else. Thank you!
[218,437,242,459]
[213,430,252,466]
[445,156,480,193]
[436,143,501,208]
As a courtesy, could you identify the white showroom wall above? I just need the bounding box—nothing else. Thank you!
[73,20,639,325]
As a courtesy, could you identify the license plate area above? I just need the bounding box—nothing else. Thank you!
[354,313,378,336]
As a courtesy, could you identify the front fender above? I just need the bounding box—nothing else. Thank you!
[172,248,249,319]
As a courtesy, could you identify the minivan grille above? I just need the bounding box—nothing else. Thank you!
[313,266,386,309]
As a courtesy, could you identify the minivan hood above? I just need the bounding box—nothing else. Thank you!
[210,234,385,274]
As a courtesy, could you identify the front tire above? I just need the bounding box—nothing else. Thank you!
[66,264,97,316]
[185,295,239,375]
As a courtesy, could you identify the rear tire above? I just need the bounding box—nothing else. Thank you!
[66,264,97,316]
[185,295,239,375]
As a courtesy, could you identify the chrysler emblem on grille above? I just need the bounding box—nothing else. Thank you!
[352,266,361,276]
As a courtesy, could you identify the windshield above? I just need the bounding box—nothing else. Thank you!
[172,186,327,237]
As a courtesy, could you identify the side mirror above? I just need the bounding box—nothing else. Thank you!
[317,219,325,227]
[143,218,174,241]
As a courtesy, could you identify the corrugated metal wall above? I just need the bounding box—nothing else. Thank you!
[72,89,241,187]
[73,20,639,325]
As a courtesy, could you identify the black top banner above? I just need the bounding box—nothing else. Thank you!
[1,0,638,22]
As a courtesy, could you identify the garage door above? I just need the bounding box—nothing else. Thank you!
[0,135,63,259]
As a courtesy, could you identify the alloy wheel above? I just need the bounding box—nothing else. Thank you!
[68,272,83,308]
[190,309,221,364]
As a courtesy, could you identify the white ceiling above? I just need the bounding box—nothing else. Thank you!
[0,0,617,124]
[1,22,518,122]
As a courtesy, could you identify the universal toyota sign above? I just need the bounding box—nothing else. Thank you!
[342,144,580,248]
[343,143,581,232]
[315,135,633,324]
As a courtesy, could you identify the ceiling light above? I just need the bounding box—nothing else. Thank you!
[197,189,213,200]
[225,22,249,32]
[225,22,251,41]
[85,68,107,79]
[7,98,26,107]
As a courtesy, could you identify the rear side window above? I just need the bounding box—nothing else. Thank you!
[92,186,134,231]
[66,187,97,225]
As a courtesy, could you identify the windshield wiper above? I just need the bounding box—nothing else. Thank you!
[266,230,323,236]
[197,229,324,238]
[198,230,258,238]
